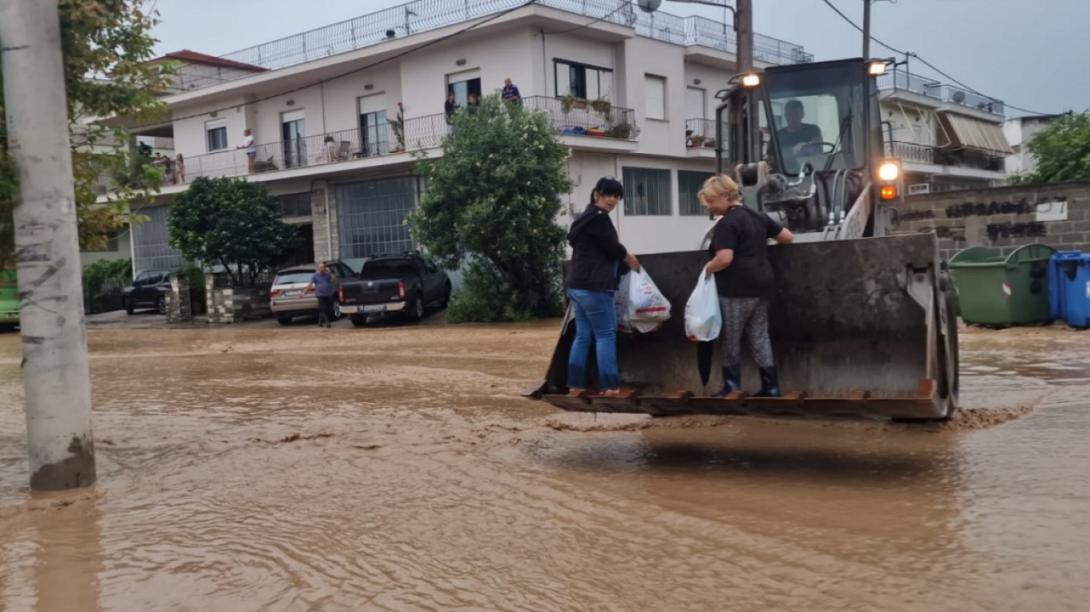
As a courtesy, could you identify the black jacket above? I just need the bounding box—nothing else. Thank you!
[565,204,628,292]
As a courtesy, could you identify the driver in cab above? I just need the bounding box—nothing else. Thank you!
[771,99,823,172]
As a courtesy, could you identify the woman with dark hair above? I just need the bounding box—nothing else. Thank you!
[565,176,640,397]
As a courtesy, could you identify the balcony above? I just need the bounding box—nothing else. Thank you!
[684,118,718,154]
[878,70,1005,116]
[886,140,1005,174]
[165,100,638,186]
[171,0,811,94]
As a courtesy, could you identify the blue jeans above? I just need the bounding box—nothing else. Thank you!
[566,288,620,390]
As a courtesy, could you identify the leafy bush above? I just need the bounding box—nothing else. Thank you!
[445,259,563,323]
[82,258,131,313]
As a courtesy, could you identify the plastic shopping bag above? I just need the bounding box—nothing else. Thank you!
[615,268,672,333]
[684,270,722,342]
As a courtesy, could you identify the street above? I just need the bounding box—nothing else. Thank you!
[1,318,1088,611]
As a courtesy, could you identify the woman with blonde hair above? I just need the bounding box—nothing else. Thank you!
[699,174,794,397]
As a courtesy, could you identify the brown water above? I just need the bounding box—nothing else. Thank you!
[1,321,1089,611]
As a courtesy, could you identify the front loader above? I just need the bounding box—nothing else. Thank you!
[529,58,959,420]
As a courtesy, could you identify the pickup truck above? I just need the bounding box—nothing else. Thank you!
[338,253,451,327]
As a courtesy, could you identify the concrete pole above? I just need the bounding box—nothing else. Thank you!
[735,0,753,71]
[0,0,97,490]
[862,0,872,59]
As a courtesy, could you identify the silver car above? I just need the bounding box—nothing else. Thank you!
[270,261,355,325]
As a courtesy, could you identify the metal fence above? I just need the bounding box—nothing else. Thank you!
[684,118,716,147]
[132,205,182,273]
[522,96,637,139]
[886,140,935,164]
[885,140,1004,171]
[878,70,1004,116]
[175,0,811,92]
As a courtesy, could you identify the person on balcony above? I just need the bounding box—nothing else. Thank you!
[237,128,256,173]
[318,135,337,163]
[173,153,185,184]
[501,78,522,105]
[444,91,458,125]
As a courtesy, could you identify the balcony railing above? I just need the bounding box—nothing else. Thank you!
[171,0,810,94]
[885,140,1004,172]
[878,70,1005,116]
[178,114,448,184]
[684,118,717,148]
[523,96,637,140]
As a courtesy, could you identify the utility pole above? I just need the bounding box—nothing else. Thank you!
[735,0,753,71]
[862,0,872,59]
[0,0,97,490]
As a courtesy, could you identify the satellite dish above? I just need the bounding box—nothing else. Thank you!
[637,0,662,13]
[952,90,966,104]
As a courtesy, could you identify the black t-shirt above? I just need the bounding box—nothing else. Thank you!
[771,123,823,171]
[708,206,785,298]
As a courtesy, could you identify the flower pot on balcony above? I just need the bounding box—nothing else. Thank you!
[572,98,588,110]
[687,135,706,148]
[586,128,606,137]
[606,123,633,139]
[590,98,611,114]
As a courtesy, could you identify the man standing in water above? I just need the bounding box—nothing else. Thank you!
[305,261,337,328]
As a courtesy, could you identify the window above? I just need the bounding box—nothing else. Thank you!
[678,170,713,216]
[277,192,312,218]
[447,70,482,107]
[645,75,666,120]
[205,119,227,151]
[360,110,388,156]
[622,167,672,216]
[554,60,613,100]
[281,110,306,168]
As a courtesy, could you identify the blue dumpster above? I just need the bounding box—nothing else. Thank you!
[1049,251,1090,329]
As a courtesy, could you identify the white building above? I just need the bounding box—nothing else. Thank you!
[1004,114,1063,177]
[877,69,1012,195]
[122,0,811,274]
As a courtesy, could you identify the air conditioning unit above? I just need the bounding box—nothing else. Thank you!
[907,183,932,195]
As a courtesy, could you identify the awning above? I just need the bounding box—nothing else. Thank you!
[939,112,1013,155]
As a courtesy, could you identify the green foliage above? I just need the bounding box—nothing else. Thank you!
[445,258,562,323]
[408,95,570,321]
[168,177,299,286]
[1013,112,1090,185]
[82,257,131,312]
[0,0,174,267]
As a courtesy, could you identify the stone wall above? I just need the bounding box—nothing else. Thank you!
[204,275,272,324]
[887,181,1090,260]
[166,277,192,323]
[310,181,339,264]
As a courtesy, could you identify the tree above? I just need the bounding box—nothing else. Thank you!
[0,0,173,267]
[1011,112,1090,185]
[168,177,299,286]
[408,95,571,322]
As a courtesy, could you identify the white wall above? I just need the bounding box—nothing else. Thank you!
[880,99,938,147]
[172,96,250,161]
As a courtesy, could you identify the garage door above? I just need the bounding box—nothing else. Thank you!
[335,176,418,258]
[131,205,182,273]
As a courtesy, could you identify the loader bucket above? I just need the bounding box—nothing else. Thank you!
[529,232,958,421]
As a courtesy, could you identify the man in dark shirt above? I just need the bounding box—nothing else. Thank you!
[305,261,337,328]
[770,99,823,172]
[501,78,522,104]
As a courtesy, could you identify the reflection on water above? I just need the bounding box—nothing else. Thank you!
[0,322,1088,611]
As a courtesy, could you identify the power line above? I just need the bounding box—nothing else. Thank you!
[134,0,537,129]
[817,0,1052,117]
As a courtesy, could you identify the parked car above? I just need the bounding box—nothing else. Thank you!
[0,268,18,330]
[270,261,355,325]
[338,253,451,327]
[121,269,173,315]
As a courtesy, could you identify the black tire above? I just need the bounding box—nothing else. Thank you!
[350,314,367,327]
[332,301,343,320]
[155,295,167,315]
[407,293,425,321]
[124,298,134,315]
[277,316,292,326]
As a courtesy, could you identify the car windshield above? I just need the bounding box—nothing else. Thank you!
[763,62,866,176]
[359,259,415,279]
[274,272,314,285]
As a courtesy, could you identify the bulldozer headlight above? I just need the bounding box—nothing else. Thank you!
[880,185,898,201]
[868,61,888,76]
[878,160,900,182]
[741,73,761,88]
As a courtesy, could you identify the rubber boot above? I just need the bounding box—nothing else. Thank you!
[713,365,742,398]
[755,366,782,398]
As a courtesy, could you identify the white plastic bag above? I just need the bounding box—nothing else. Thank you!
[684,271,722,342]
[615,268,671,333]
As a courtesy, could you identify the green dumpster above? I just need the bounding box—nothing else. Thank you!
[948,243,1056,327]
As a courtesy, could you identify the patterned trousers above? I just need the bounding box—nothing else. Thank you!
[718,296,775,368]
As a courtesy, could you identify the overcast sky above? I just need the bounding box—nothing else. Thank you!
[149,0,1089,117]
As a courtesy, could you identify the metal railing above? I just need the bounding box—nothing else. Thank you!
[878,70,1004,116]
[885,140,1004,171]
[522,96,637,139]
[684,118,717,147]
[172,0,810,93]
[180,113,449,183]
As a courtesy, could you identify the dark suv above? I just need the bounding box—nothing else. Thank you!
[121,270,172,315]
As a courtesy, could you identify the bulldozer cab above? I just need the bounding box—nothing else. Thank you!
[528,59,959,422]
[717,59,894,240]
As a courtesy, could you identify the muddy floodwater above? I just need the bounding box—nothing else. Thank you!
[1,319,1089,611]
